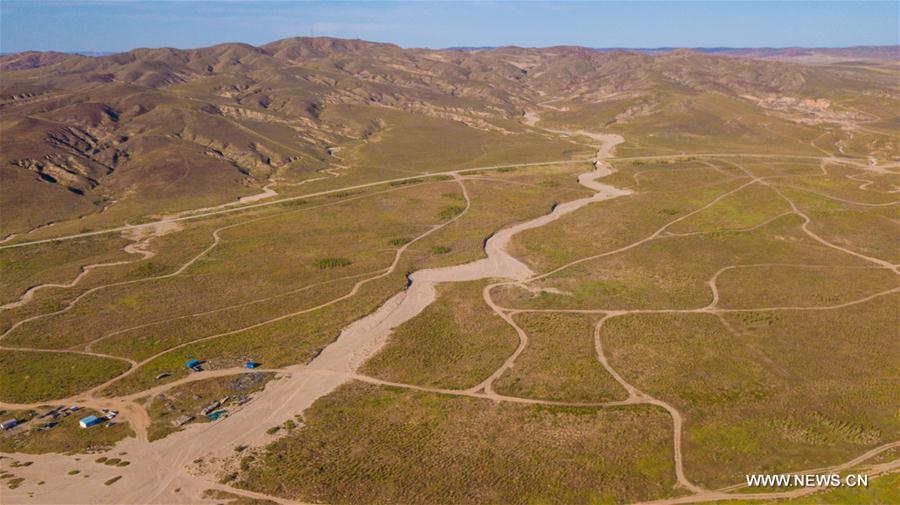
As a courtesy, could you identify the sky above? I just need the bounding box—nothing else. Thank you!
[1,1,898,53]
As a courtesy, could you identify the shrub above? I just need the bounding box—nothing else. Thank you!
[439,206,465,220]
[388,238,411,246]
[313,258,352,269]
[389,179,423,187]
[431,246,451,255]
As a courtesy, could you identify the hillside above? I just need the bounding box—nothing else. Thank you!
[2,38,896,237]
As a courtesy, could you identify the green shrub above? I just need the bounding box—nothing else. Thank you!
[388,238,411,246]
[439,206,465,220]
[313,258,352,269]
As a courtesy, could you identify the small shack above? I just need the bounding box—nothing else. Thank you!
[0,419,17,430]
[245,361,259,369]
[185,359,202,371]
[79,415,103,429]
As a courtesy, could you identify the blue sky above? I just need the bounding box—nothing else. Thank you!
[2,1,898,53]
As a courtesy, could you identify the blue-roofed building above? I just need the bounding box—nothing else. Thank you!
[245,361,258,369]
[79,415,102,429]
[185,359,201,369]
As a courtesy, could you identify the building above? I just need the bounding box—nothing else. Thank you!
[0,419,17,430]
[245,361,259,369]
[79,415,103,429]
[185,359,202,371]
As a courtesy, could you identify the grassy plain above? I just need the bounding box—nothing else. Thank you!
[0,351,129,403]
[237,382,677,505]
[3,181,456,351]
[601,294,899,488]
[361,281,517,389]
[492,312,623,402]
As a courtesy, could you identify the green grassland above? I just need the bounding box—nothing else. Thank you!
[781,188,900,264]
[665,183,792,235]
[0,235,132,305]
[361,280,518,389]
[496,214,870,312]
[715,265,897,308]
[774,163,900,205]
[237,382,677,505]
[0,219,238,335]
[604,92,827,157]
[492,312,624,402]
[602,294,899,489]
[408,163,594,270]
[0,408,133,455]
[332,105,595,176]
[3,181,456,351]
[0,351,129,403]
[98,266,408,397]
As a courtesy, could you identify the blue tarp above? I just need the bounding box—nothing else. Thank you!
[185,359,201,368]
[206,410,227,421]
[79,415,101,428]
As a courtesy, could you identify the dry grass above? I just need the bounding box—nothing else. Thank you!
[493,312,624,402]
[0,351,129,403]
[237,382,676,505]
[361,281,517,389]
[602,294,899,488]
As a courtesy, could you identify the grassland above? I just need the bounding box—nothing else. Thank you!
[601,294,898,489]
[407,163,595,271]
[0,235,132,306]
[0,351,129,403]
[361,281,518,389]
[3,180,457,352]
[329,104,594,177]
[492,312,623,402]
[237,382,677,505]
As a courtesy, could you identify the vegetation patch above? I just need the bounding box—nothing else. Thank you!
[0,351,129,403]
[313,257,352,269]
[438,205,466,220]
[387,237,411,246]
[362,281,518,389]
[493,313,625,402]
[237,382,675,505]
[602,295,899,488]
